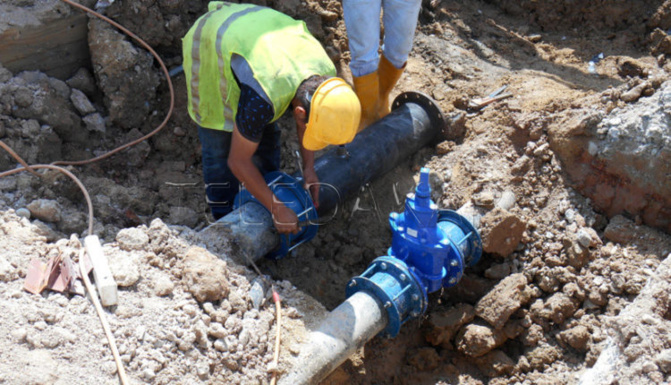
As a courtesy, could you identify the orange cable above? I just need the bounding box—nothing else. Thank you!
[79,248,129,385]
[270,289,282,385]
[0,163,94,235]
[53,0,175,167]
[0,140,41,178]
[0,4,175,383]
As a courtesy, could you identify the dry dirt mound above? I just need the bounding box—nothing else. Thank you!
[0,210,328,384]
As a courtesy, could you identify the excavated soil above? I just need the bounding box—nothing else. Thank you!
[1,0,671,384]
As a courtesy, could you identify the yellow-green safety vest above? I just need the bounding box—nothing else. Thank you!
[182,2,336,131]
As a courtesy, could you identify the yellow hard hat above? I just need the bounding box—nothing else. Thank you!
[303,77,361,151]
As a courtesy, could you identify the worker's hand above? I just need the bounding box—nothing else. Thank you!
[303,167,320,209]
[271,203,299,234]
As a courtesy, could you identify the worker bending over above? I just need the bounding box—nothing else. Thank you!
[183,2,361,234]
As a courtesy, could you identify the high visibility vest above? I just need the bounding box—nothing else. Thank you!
[182,2,336,131]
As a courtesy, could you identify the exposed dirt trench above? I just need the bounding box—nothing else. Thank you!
[1,1,671,384]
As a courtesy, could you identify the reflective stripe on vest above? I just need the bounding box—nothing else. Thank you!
[183,2,335,131]
[213,6,263,131]
[188,3,260,129]
[188,7,216,126]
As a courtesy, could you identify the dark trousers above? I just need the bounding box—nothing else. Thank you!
[198,124,281,220]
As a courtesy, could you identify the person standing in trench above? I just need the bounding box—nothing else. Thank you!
[343,0,422,130]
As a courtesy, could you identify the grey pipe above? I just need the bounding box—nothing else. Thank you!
[278,194,517,384]
[278,291,387,385]
[200,92,444,264]
[198,200,278,266]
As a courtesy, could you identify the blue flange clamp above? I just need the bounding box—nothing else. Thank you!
[234,171,318,259]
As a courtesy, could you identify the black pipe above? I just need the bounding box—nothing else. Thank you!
[201,92,445,263]
[315,92,443,215]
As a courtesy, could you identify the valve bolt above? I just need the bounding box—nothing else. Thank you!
[400,274,407,281]
[349,280,357,287]
[412,294,419,301]
[381,262,387,270]
[450,259,458,267]
[449,277,457,285]
[384,301,392,309]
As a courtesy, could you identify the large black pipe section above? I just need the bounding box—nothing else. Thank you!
[315,92,445,215]
[199,92,445,264]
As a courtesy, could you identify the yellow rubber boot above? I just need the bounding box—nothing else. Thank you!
[352,71,380,132]
[378,55,405,118]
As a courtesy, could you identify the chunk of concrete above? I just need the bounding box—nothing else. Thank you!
[475,273,531,330]
[479,207,526,258]
[455,323,507,358]
[181,246,230,303]
[425,303,475,347]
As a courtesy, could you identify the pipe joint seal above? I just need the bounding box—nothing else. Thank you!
[234,171,318,259]
[346,256,427,337]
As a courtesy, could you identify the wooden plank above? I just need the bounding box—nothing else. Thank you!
[0,13,90,80]
[84,235,118,307]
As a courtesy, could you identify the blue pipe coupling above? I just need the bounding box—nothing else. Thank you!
[234,171,318,259]
[345,256,427,337]
[346,168,482,336]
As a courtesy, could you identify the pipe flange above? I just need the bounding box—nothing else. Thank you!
[392,91,446,136]
[438,210,483,267]
[346,256,427,337]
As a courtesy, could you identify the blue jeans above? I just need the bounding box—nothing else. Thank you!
[343,0,422,77]
[198,124,281,220]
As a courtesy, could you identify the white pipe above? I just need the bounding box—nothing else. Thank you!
[278,292,388,385]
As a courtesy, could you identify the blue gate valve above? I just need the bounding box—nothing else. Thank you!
[346,167,482,337]
[234,171,318,259]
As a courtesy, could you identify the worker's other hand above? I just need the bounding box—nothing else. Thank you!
[303,167,320,209]
[271,204,299,234]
